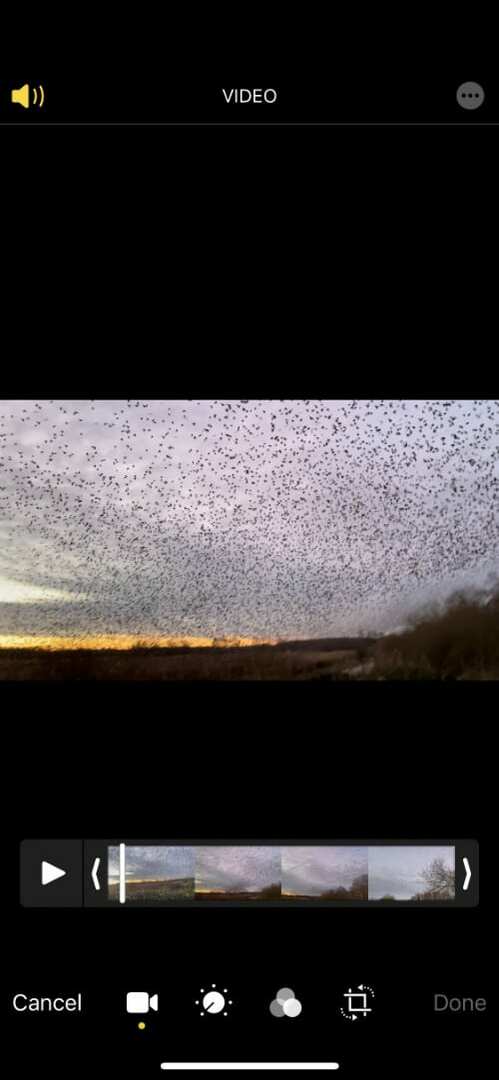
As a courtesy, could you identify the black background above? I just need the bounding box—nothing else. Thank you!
[2,11,496,1077]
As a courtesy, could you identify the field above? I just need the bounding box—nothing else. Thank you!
[0,640,373,680]
[196,884,281,901]
[282,885,369,901]
[0,637,495,680]
[108,883,370,902]
[108,878,194,902]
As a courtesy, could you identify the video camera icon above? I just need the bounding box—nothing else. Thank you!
[126,992,159,1014]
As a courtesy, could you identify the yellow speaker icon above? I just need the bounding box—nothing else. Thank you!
[11,83,45,109]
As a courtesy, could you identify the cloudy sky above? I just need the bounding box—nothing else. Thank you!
[0,400,497,643]
[108,845,195,883]
[368,846,455,899]
[195,847,281,892]
[281,846,368,895]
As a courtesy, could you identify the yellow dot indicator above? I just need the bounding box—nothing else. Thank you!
[138,1022,146,1030]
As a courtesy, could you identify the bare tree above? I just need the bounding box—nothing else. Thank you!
[418,857,455,899]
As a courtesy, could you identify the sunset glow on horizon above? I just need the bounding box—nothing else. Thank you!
[0,634,277,651]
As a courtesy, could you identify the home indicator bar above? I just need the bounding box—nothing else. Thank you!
[160,1065,340,1072]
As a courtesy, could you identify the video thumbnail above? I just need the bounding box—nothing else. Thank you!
[281,846,368,900]
[195,846,281,900]
[368,846,455,901]
[108,846,195,903]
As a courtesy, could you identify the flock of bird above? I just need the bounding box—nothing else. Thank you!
[0,399,497,643]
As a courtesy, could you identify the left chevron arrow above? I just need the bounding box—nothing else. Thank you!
[91,857,101,891]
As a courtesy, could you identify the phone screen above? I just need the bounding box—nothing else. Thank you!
[2,21,495,1080]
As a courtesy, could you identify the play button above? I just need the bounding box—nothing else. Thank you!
[20,840,83,907]
[41,861,67,886]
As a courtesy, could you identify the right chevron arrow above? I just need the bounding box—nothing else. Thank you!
[463,857,471,891]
